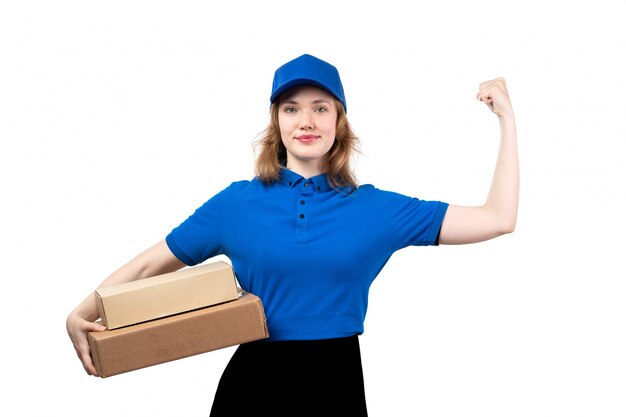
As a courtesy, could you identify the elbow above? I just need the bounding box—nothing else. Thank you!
[501,224,516,236]
[486,204,517,237]
[497,216,517,236]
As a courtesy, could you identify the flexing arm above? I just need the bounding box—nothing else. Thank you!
[439,78,519,245]
[66,239,186,376]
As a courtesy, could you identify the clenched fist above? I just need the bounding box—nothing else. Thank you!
[477,78,514,119]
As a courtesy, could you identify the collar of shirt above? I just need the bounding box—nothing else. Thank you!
[278,168,333,192]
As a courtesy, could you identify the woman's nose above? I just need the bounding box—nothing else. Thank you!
[299,112,314,130]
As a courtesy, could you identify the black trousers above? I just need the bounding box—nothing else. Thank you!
[209,335,368,416]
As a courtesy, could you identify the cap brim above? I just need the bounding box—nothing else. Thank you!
[270,78,345,111]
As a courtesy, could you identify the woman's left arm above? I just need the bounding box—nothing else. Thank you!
[438,78,519,245]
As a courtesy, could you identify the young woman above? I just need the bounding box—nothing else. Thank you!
[67,53,518,416]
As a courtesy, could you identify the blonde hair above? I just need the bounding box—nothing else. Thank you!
[254,98,360,189]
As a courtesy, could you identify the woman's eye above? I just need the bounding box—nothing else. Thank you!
[315,107,327,112]
[284,107,296,113]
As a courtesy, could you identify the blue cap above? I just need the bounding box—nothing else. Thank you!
[270,54,347,112]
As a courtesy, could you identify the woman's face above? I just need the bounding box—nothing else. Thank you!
[277,85,337,175]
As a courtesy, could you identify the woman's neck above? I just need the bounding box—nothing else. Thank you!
[285,161,324,179]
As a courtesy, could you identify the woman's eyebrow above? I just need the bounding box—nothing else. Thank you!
[281,98,331,105]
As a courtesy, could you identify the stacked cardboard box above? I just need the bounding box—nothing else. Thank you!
[94,260,240,329]
[88,261,269,378]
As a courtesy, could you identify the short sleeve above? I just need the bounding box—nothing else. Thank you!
[371,187,449,251]
[165,185,233,266]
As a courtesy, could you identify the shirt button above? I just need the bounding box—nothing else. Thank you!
[299,214,305,219]
[300,200,305,205]
[304,183,309,188]
[289,182,293,186]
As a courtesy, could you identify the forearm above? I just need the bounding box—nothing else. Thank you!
[68,257,155,322]
[483,114,519,233]
[69,257,156,322]
[69,239,185,322]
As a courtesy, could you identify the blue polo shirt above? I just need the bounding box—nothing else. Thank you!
[166,168,448,341]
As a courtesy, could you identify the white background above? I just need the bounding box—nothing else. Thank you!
[1,1,625,416]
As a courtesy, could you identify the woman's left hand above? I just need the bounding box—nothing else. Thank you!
[477,78,514,119]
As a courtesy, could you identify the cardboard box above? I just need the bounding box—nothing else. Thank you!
[89,291,269,378]
[95,261,239,330]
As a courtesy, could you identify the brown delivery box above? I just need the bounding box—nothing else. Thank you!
[95,260,239,330]
[89,291,269,378]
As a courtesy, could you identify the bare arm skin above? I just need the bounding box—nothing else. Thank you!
[66,239,186,376]
[438,78,519,245]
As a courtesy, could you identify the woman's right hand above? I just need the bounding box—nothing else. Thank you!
[66,310,107,376]
[66,239,186,376]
